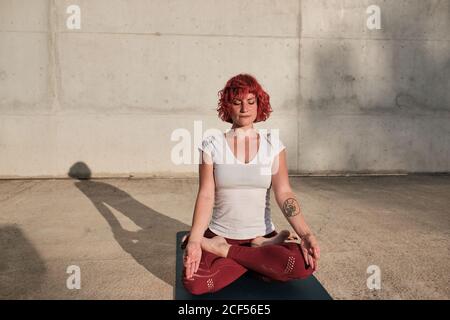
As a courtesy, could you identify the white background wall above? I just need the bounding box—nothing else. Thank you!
[0,0,448,178]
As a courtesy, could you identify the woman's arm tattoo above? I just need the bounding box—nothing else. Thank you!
[282,198,300,217]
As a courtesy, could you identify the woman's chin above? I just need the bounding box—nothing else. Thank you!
[238,117,254,125]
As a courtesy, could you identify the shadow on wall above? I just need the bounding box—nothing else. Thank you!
[388,1,450,170]
[0,225,47,299]
[302,1,450,173]
[69,162,190,287]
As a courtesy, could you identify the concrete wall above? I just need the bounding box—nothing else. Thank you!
[0,0,448,178]
[300,0,450,174]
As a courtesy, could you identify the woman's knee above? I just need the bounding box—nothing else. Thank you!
[283,243,314,280]
[182,276,215,295]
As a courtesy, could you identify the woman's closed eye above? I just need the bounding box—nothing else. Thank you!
[233,100,255,105]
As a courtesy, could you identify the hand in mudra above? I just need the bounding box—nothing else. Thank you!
[284,232,320,270]
[182,234,202,280]
[299,234,320,271]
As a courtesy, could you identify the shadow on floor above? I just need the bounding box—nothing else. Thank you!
[71,162,190,286]
[0,224,47,298]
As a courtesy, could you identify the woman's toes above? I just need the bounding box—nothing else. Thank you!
[278,230,291,240]
[251,230,293,247]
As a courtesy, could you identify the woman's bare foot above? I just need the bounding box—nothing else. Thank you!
[201,236,231,258]
[250,230,293,247]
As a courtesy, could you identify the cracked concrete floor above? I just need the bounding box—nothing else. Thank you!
[0,175,449,299]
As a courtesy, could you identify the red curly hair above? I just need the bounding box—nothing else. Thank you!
[217,74,273,124]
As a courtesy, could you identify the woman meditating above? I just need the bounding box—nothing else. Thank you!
[182,74,320,295]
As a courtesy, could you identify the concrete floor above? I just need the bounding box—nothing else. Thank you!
[0,175,449,300]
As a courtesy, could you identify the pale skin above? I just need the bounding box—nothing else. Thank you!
[183,93,321,280]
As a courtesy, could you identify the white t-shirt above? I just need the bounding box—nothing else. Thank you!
[198,128,286,239]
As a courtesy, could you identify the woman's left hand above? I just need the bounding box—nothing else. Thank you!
[300,234,320,271]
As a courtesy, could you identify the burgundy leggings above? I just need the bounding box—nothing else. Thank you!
[182,228,314,295]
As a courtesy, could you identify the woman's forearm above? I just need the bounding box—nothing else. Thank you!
[275,191,313,239]
[189,194,214,243]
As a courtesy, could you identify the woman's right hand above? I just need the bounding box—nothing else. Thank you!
[183,239,202,279]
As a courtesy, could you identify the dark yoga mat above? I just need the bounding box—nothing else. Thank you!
[174,231,332,300]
